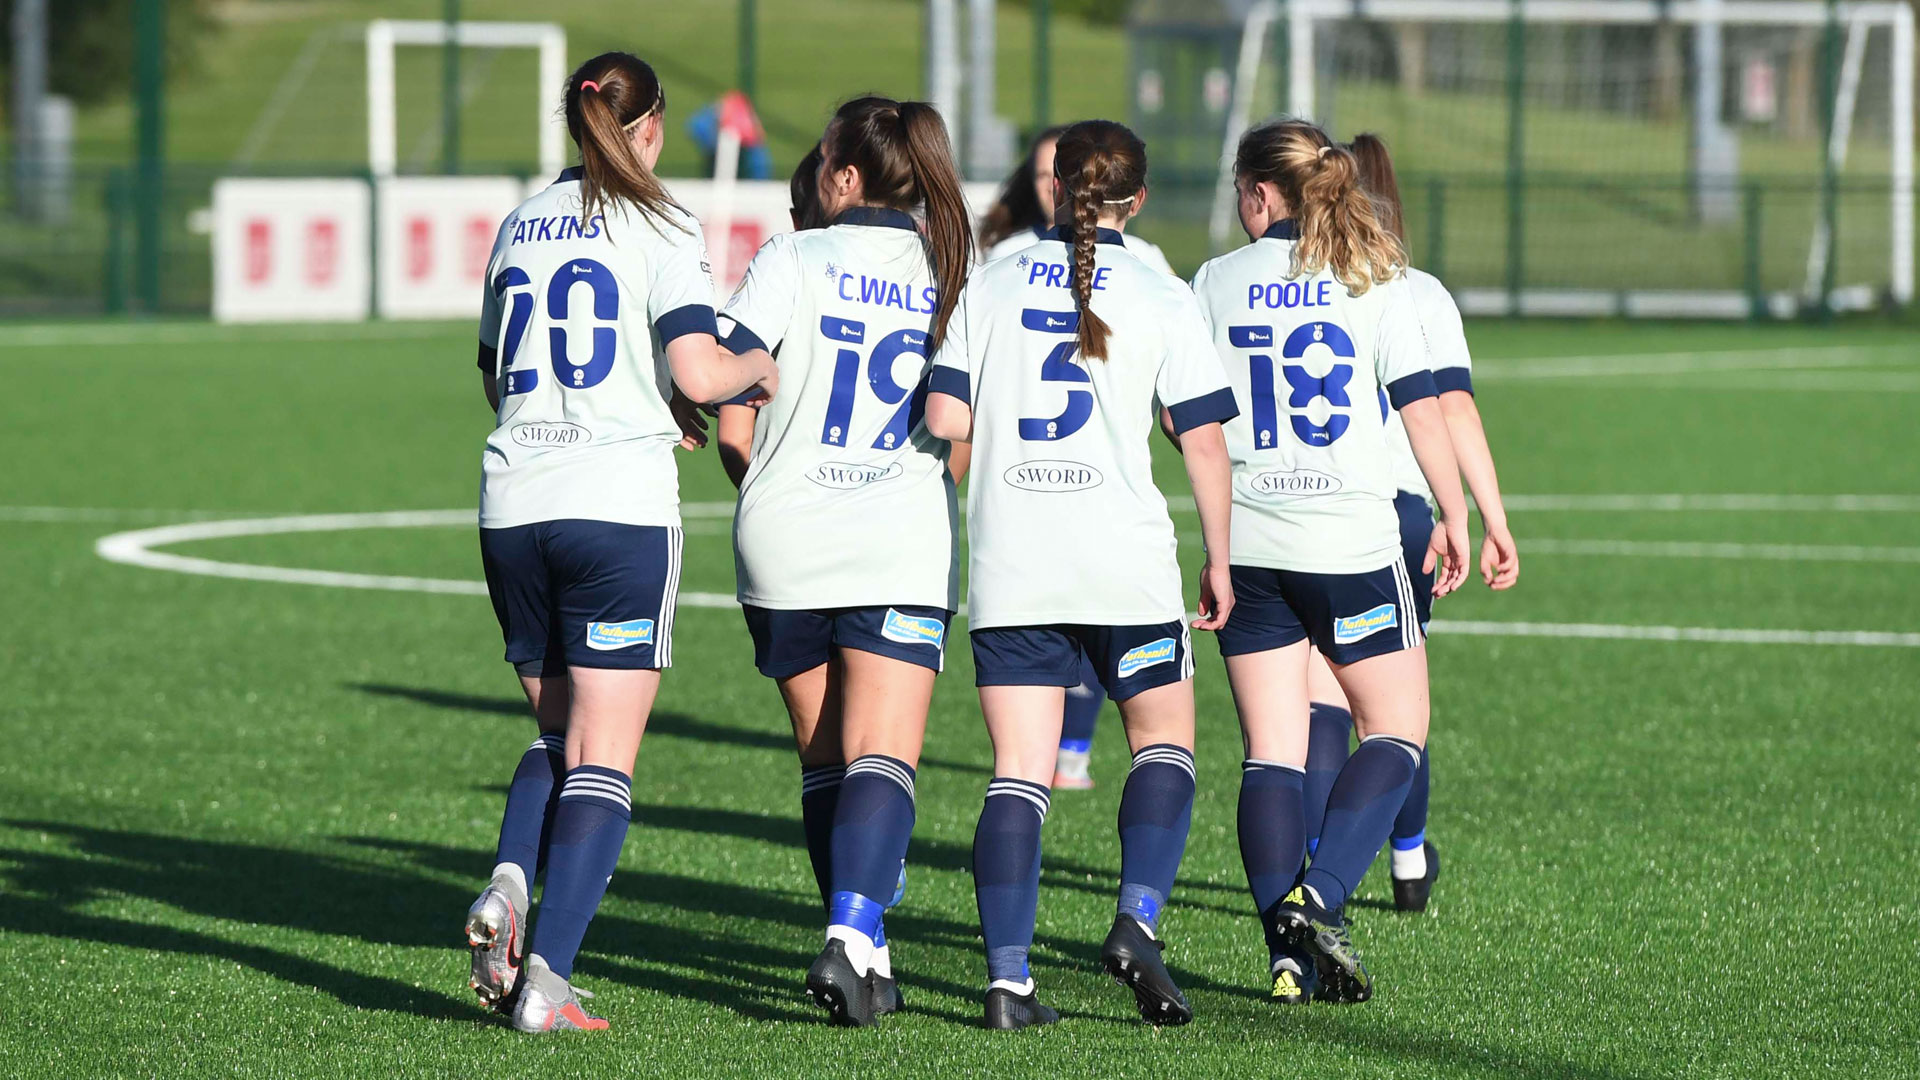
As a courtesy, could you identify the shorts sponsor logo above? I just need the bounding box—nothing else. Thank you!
[1332,603,1398,645]
[510,421,590,448]
[1004,459,1102,493]
[1116,637,1177,678]
[586,618,655,651]
[807,461,903,489]
[1251,469,1343,496]
[880,609,945,649]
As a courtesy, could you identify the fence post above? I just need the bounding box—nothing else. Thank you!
[1815,0,1840,322]
[133,0,165,313]
[739,0,758,100]
[1033,0,1050,130]
[442,0,461,175]
[1743,182,1764,320]
[1426,176,1446,279]
[1504,0,1525,315]
[103,169,129,315]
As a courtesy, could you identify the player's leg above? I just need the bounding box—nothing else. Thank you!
[1054,655,1105,789]
[1214,564,1319,1001]
[805,607,947,1027]
[468,524,565,1010]
[1090,623,1199,1026]
[743,606,842,909]
[1274,560,1427,1005]
[513,522,677,1033]
[1304,652,1353,856]
[969,627,1075,1030]
[1388,489,1440,912]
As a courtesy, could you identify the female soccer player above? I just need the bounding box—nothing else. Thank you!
[463,53,775,1034]
[979,126,1176,274]
[1300,134,1521,914]
[715,96,973,1028]
[926,119,1238,1030]
[1189,119,1470,1005]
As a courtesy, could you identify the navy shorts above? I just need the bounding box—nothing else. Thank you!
[971,621,1192,702]
[479,521,682,676]
[1395,489,1437,629]
[1216,560,1424,664]
[742,605,952,679]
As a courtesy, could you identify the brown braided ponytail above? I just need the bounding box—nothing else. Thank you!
[1050,120,1147,362]
[1236,119,1402,295]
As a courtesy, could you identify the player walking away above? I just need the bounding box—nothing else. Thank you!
[1189,119,1470,1006]
[715,96,973,1028]
[980,125,1177,274]
[464,53,776,1034]
[1053,657,1106,788]
[926,120,1238,1030]
[1299,134,1522,914]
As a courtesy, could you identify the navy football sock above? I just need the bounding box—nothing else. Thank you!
[1302,735,1422,912]
[826,755,916,969]
[799,763,844,908]
[1303,703,1353,854]
[493,732,565,889]
[1391,747,1431,854]
[1060,657,1104,751]
[1237,759,1307,958]
[973,777,1049,987]
[527,765,631,980]
[1116,744,1195,933]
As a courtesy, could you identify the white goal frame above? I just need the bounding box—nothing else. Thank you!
[1265,0,1914,314]
[364,20,568,180]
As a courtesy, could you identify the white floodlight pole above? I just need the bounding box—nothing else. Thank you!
[367,20,397,178]
[538,26,567,178]
[1287,0,1315,119]
[1891,3,1914,303]
[926,0,963,144]
[1211,2,1278,253]
[966,0,996,179]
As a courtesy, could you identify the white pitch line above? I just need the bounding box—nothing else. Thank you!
[1501,494,1920,513]
[1431,619,1920,648]
[1527,538,1920,563]
[89,510,1920,648]
[1472,346,1908,382]
[0,321,464,350]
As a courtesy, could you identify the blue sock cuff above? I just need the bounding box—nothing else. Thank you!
[800,763,845,795]
[557,765,632,816]
[1391,830,1426,851]
[845,754,916,802]
[1129,743,1196,780]
[1118,883,1166,929]
[1309,702,1353,725]
[1243,758,1305,776]
[828,890,888,939]
[525,732,566,755]
[985,777,1051,821]
[1059,737,1092,755]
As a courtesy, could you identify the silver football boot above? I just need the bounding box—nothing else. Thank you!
[464,871,530,1010]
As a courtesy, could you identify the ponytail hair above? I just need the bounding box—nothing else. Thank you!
[1050,119,1147,362]
[1235,119,1403,295]
[1347,133,1405,245]
[820,96,974,351]
[564,52,687,232]
[980,125,1068,248]
[789,144,826,231]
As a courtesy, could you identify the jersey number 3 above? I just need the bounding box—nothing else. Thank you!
[494,260,621,394]
[1230,320,1356,447]
[1017,308,1092,442]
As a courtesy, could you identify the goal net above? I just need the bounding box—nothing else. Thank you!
[1131,0,1914,317]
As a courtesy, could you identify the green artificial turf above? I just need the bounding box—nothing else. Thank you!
[0,317,1916,1078]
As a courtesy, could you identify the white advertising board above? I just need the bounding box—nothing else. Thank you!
[375,176,526,319]
[211,179,371,323]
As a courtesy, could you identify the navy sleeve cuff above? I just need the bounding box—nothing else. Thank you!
[477,343,496,373]
[1433,366,1474,396]
[1167,386,1240,435]
[656,303,719,346]
[718,320,769,355]
[928,365,970,405]
[1386,370,1439,409]
[716,390,760,407]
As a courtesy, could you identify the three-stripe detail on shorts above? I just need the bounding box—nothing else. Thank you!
[1390,555,1423,651]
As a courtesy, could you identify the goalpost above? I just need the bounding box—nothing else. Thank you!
[364,20,568,179]
[1215,0,1914,317]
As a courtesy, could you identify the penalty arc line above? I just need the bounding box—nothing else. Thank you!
[90,511,1920,649]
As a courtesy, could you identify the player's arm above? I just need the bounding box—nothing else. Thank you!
[1399,394,1469,598]
[479,344,499,412]
[666,333,777,405]
[1176,420,1234,631]
[1437,381,1518,589]
[946,439,972,484]
[925,392,971,443]
[716,403,755,489]
[926,290,974,443]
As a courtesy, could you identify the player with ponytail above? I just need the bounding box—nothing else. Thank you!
[715,95,973,1027]
[464,51,774,1035]
[1189,118,1469,1006]
[926,119,1238,1029]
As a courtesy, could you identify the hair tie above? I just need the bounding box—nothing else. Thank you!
[1317,145,1331,160]
[581,80,601,93]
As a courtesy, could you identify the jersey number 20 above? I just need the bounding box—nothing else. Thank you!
[494,260,622,394]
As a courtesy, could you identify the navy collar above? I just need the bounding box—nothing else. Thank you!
[1263,219,1300,241]
[555,166,584,184]
[1028,224,1049,241]
[1043,224,1126,247]
[832,206,919,232]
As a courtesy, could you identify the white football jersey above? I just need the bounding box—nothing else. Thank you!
[1190,221,1438,574]
[932,227,1237,629]
[983,224,1176,275]
[720,206,959,611]
[477,169,717,530]
[1384,267,1472,502]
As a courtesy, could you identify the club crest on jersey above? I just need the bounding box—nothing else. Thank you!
[1332,604,1398,645]
[586,619,654,651]
[1117,638,1177,679]
[807,461,904,489]
[881,609,945,649]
